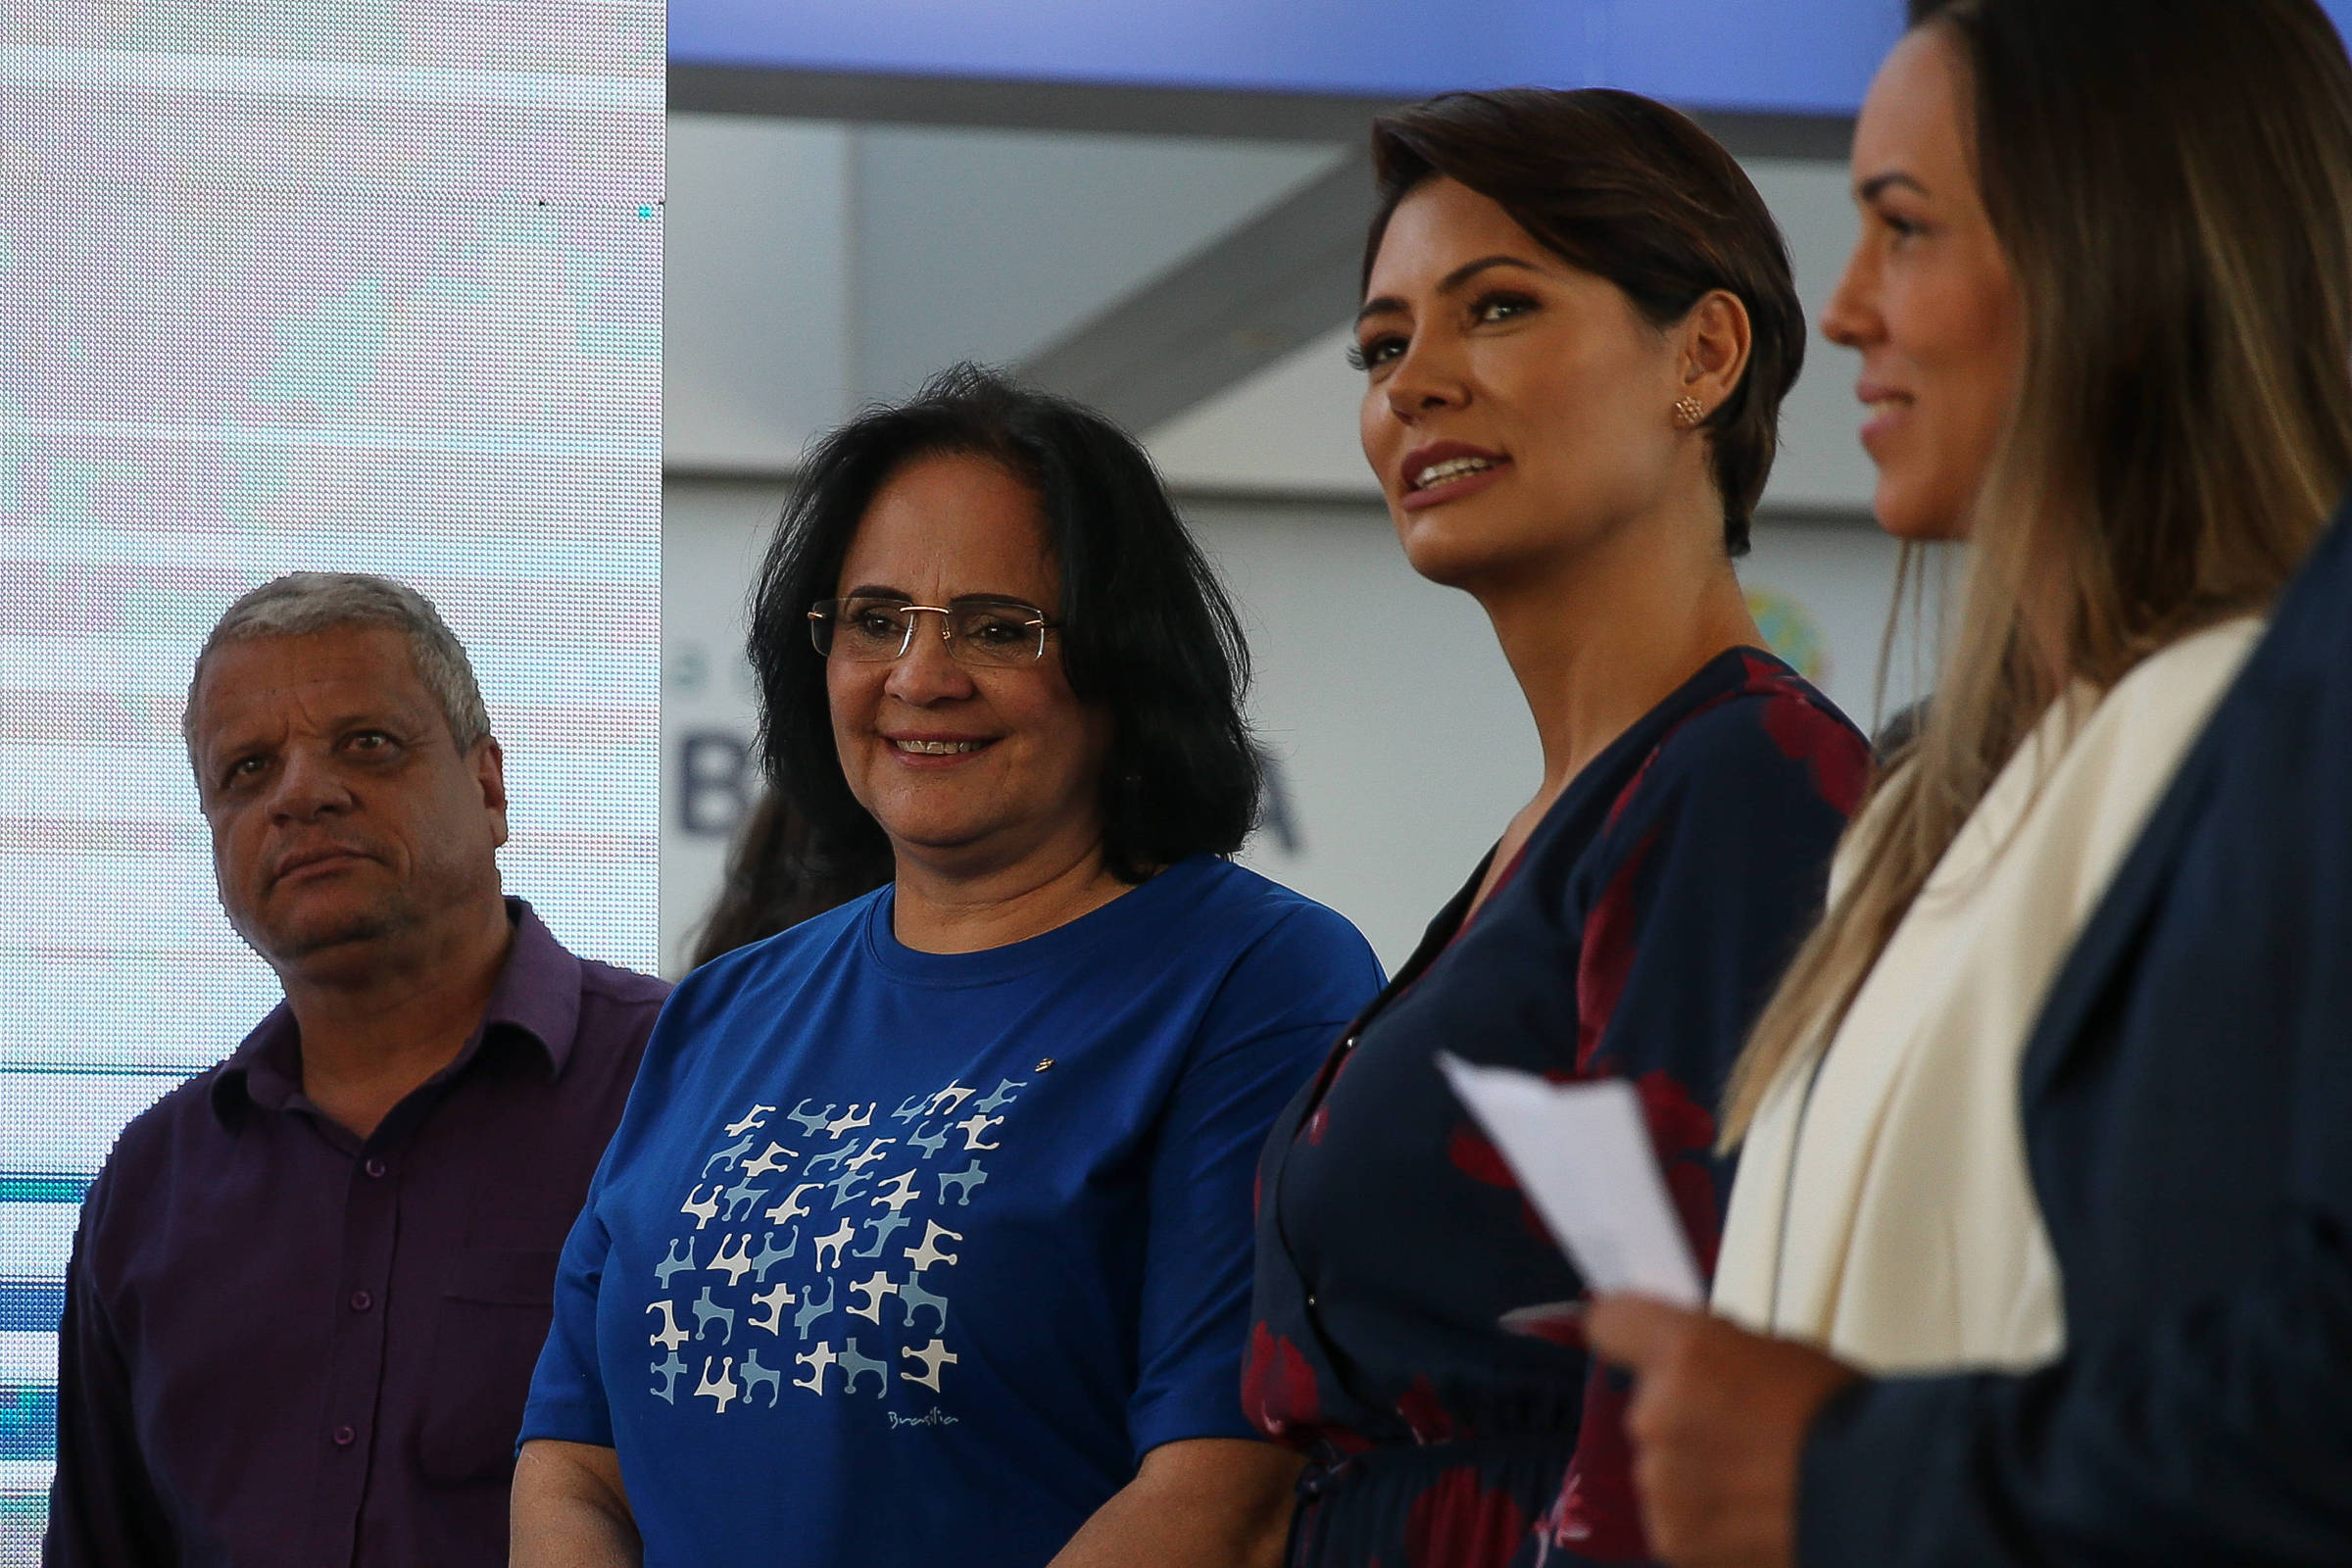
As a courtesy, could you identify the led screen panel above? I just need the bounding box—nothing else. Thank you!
[0,0,661,1544]
[669,0,1899,112]
[672,0,2352,117]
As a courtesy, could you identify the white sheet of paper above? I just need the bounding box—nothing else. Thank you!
[1438,1053,1704,1307]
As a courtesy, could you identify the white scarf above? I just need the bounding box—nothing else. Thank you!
[1711,618,2262,1373]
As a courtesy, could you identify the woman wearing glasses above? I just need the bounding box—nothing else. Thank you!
[1244,91,1872,1567]
[514,367,1383,1566]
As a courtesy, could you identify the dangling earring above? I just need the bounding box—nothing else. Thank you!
[1672,396,1706,429]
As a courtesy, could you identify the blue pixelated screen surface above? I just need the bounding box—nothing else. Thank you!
[671,0,2352,115]
[670,0,1898,112]
[0,0,661,1544]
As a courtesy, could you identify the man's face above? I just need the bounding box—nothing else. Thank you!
[190,626,508,973]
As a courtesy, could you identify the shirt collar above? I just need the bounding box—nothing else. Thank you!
[210,897,583,1126]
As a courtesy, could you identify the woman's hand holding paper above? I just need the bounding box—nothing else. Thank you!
[1586,1298,1861,1568]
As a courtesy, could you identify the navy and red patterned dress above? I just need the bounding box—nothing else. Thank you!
[1246,648,1869,1568]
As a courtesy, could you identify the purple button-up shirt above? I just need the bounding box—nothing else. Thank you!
[44,899,668,1568]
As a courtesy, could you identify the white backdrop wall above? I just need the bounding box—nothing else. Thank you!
[662,482,1919,973]
[662,116,1343,472]
[662,116,1885,514]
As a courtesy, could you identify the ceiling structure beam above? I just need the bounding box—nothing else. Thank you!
[670,64,1401,141]
[1013,147,1376,435]
[668,65,1856,160]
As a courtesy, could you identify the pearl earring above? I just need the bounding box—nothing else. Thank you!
[1673,396,1706,429]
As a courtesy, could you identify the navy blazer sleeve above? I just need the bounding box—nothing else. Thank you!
[1793,514,2352,1567]
[1797,1221,2352,1567]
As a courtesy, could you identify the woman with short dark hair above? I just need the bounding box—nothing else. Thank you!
[1243,90,1871,1566]
[514,367,1383,1567]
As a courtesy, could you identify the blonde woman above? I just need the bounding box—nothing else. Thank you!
[1584,1,2352,1565]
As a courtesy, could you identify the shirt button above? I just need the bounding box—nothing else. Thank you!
[1306,1293,1320,1309]
[332,1425,356,1447]
[350,1291,372,1312]
[363,1158,387,1179]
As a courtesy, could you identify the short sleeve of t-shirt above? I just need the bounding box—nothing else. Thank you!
[1129,905,1387,1456]
[524,1191,617,1447]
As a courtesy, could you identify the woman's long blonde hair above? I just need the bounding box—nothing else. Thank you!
[1723,0,2352,1142]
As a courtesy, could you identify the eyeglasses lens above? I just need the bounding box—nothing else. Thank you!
[947,604,1046,665]
[810,598,1045,665]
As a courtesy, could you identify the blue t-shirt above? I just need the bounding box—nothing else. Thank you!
[522,855,1383,1566]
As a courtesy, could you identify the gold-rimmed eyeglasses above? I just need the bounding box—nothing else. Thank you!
[808,595,1058,667]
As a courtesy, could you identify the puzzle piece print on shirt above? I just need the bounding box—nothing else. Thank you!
[899,1273,949,1336]
[967,1079,1026,1116]
[655,1238,696,1290]
[855,1212,911,1258]
[870,1169,920,1212]
[825,1103,876,1139]
[904,1219,961,1273]
[703,1134,757,1177]
[812,1219,857,1271]
[750,1229,796,1280]
[656,1075,1025,1416]
[765,1182,820,1226]
[749,1281,795,1335]
[742,1142,798,1179]
[838,1337,889,1396]
[710,1234,755,1286]
[847,1271,897,1323]
[938,1160,987,1206]
[901,1337,956,1393]
[696,1355,740,1412]
[739,1348,783,1407]
[720,1177,769,1223]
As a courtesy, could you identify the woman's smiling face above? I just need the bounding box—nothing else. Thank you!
[825,451,1112,878]
[1822,26,2026,540]
[1355,177,1702,590]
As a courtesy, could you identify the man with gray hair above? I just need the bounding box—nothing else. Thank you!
[45,572,668,1567]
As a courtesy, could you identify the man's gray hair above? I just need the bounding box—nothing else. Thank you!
[183,572,493,759]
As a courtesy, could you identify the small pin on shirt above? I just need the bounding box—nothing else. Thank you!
[1035,1058,1054,1071]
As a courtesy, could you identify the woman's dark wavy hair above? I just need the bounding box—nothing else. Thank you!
[748,364,1261,887]
[1365,88,1805,556]
[686,788,886,969]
